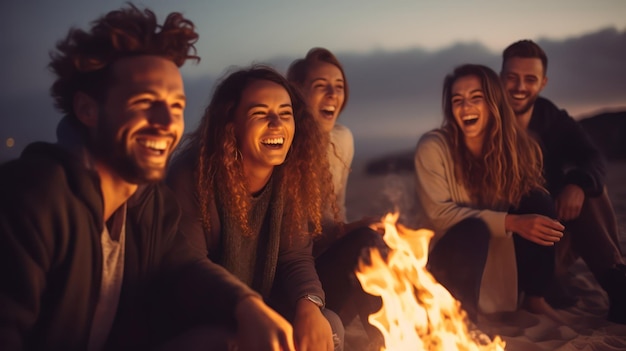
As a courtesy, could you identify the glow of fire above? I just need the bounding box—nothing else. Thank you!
[356,212,505,351]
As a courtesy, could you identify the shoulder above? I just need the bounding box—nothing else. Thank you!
[329,123,354,164]
[534,97,570,119]
[416,129,449,154]
[330,123,354,147]
[1,143,100,212]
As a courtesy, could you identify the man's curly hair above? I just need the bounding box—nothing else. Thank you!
[48,4,199,120]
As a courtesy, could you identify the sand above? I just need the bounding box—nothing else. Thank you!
[343,159,626,351]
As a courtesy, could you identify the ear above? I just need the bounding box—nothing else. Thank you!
[73,91,99,128]
[540,75,548,92]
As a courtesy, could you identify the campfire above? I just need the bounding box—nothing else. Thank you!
[356,213,505,351]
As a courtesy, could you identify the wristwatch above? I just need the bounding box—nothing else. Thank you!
[300,294,325,309]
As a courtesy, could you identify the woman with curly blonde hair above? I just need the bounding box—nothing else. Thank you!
[167,65,342,350]
[414,64,565,322]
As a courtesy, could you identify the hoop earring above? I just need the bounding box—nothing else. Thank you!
[235,149,243,161]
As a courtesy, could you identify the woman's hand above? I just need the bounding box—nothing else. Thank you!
[293,299,334,351]
[235,296,295,351]
[505,213,564,246]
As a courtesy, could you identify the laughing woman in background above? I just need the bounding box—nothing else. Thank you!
[414,64,564,322]
[288,48,387,349]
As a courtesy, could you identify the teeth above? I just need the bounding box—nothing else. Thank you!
[321,106,336,112]
[138,139,167,151]
[512,94,526,100]
[261,137,284,145]
[462,115,478,121]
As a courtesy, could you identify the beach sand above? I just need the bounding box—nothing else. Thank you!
[343,159,626,351]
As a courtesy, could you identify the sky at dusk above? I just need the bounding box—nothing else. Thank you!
[2,0,625,96]
[1,0,625,161]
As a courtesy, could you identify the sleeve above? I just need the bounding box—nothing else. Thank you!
[277,230,325,308]
[155,182,260,330]
[413,132,508,238]
[0,165,54,349]
[550,108,606,197]
[165,155,211,256]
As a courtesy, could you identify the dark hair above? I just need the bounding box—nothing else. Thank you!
[286,47,349,113]
[183,65,335,238]
[502,39,548,75]
[48,4,199,120]
[442,64,544,207]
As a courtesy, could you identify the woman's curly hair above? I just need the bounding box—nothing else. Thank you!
[48,4,199,120]
[441,64,545,208]
[182,65,335,239]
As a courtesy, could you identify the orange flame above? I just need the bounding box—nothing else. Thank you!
[356,213,505,351]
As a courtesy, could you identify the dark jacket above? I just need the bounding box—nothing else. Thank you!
[166,149,325,318]
[529,97,606,197]
[0,142,257,351]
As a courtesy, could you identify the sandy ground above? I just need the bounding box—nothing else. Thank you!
[343,159,626,351]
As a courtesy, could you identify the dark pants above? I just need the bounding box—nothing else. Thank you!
[316,227,387,343]
[557,187,623,284]
[510,190,557,297]
[427,217,490,321]
[428,190,557,319]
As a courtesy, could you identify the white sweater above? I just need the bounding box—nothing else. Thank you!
[414,130,518,313]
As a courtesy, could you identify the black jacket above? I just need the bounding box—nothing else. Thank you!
[0,142,257,350]
[529,97,606,197]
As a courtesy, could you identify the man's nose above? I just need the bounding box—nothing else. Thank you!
[150,102,175,128]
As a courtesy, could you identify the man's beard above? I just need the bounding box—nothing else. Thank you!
[92,119,171,185]
[511,92,539,117]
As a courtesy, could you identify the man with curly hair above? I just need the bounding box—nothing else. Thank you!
[0,5,296,350]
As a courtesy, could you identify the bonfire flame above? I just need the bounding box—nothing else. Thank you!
[356,213,505,351]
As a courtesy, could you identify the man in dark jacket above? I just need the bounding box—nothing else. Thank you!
[0,5,297,351]
[500,39,626,324]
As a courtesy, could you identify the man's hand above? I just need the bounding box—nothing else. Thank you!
[505,213,564,246]
[555,184,585,221]
[293,299,333,351]
[235,296,295,351]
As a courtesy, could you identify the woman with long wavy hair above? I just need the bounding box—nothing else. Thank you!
[166,65,342,350]
[414,64,564,322]
[288,48,387,349]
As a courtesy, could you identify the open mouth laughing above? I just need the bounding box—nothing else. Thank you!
[462,114,479,126]
[137,138,170,156]
[320,105,336,119]
[260,137,285,149]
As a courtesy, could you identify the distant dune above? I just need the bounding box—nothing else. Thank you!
[364,109,626,176]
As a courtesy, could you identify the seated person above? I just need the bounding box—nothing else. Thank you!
[413,64,564,322]
[500,39,625,323]
[287,48,386,348]
[0,6,293,351]
[166,66,343,351]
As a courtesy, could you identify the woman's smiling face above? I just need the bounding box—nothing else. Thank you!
[451,74,491,145]
[302,62,345,133]
[234,79,295,173]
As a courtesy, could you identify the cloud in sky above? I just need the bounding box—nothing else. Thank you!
[1,0,625,97]
[2,27,625,163]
